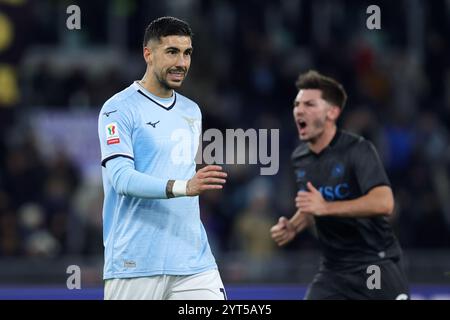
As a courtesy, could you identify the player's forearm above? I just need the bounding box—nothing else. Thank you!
[323,186,394,218]
[290,209,314,234]
[106,156,171,199]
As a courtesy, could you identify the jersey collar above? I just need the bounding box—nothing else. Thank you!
[133,82,177,111]
[309,128,341,157]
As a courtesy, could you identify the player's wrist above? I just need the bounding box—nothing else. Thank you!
[166,180,175,198]
[321,202,332,216]
[186,179,194,196]
[288,219,300,234]
[172,180,188,197]
[166,179,189,198]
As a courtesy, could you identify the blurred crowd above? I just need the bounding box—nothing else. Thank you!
[0,0,449,263]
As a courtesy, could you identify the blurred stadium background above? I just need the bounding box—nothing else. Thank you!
[0,0,449,299]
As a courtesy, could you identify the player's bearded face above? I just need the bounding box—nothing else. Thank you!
[293,89,330,142]
[299,113,327,142]
[151,36,192,89]
[154,66,188,90]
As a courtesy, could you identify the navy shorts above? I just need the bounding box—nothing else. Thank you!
[305,257,409,300]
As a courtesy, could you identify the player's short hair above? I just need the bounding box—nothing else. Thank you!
[296,70,347,110]
[143,16,193,46]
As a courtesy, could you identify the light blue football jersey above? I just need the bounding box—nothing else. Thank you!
[98,82,217,279]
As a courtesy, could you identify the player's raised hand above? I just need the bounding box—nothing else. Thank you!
[295,182,328,216]
[270,217,296,246]
[187,165,227,196]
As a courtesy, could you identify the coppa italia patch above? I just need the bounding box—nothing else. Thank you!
[105,122,120,145]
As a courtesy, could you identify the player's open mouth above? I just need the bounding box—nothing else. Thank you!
[297,120,307,135]
[298,120,307,129]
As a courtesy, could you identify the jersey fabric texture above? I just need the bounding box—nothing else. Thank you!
[98,82,217,280]
[292,130,409,299]
[292,129,402,266]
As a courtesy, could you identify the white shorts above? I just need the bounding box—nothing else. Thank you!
[104,269,226,300]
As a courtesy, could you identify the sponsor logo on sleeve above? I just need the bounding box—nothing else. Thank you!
[105,122,120,145]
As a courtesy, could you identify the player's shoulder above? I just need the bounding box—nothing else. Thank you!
[100,84,136,115]
[175,91,198,107]
[291,141,310,161]
[337,130,362,145]
[338,130,376,153]
[175,92,202,116]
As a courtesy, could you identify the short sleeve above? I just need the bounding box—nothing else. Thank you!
[352,140,391,195]
[98,100,135,167]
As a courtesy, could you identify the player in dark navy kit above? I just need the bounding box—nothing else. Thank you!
[270,70,409,300]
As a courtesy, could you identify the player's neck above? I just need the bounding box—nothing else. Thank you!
[308,125,337,154]
[139,73,174,98]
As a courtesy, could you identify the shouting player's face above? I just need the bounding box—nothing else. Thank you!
[293,89,339,143]
[146,35,192,90]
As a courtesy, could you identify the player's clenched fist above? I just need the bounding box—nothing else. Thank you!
[187,165,227,196]
[270,217,296,246]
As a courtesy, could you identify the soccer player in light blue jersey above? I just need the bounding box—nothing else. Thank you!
[98,16,228,300]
